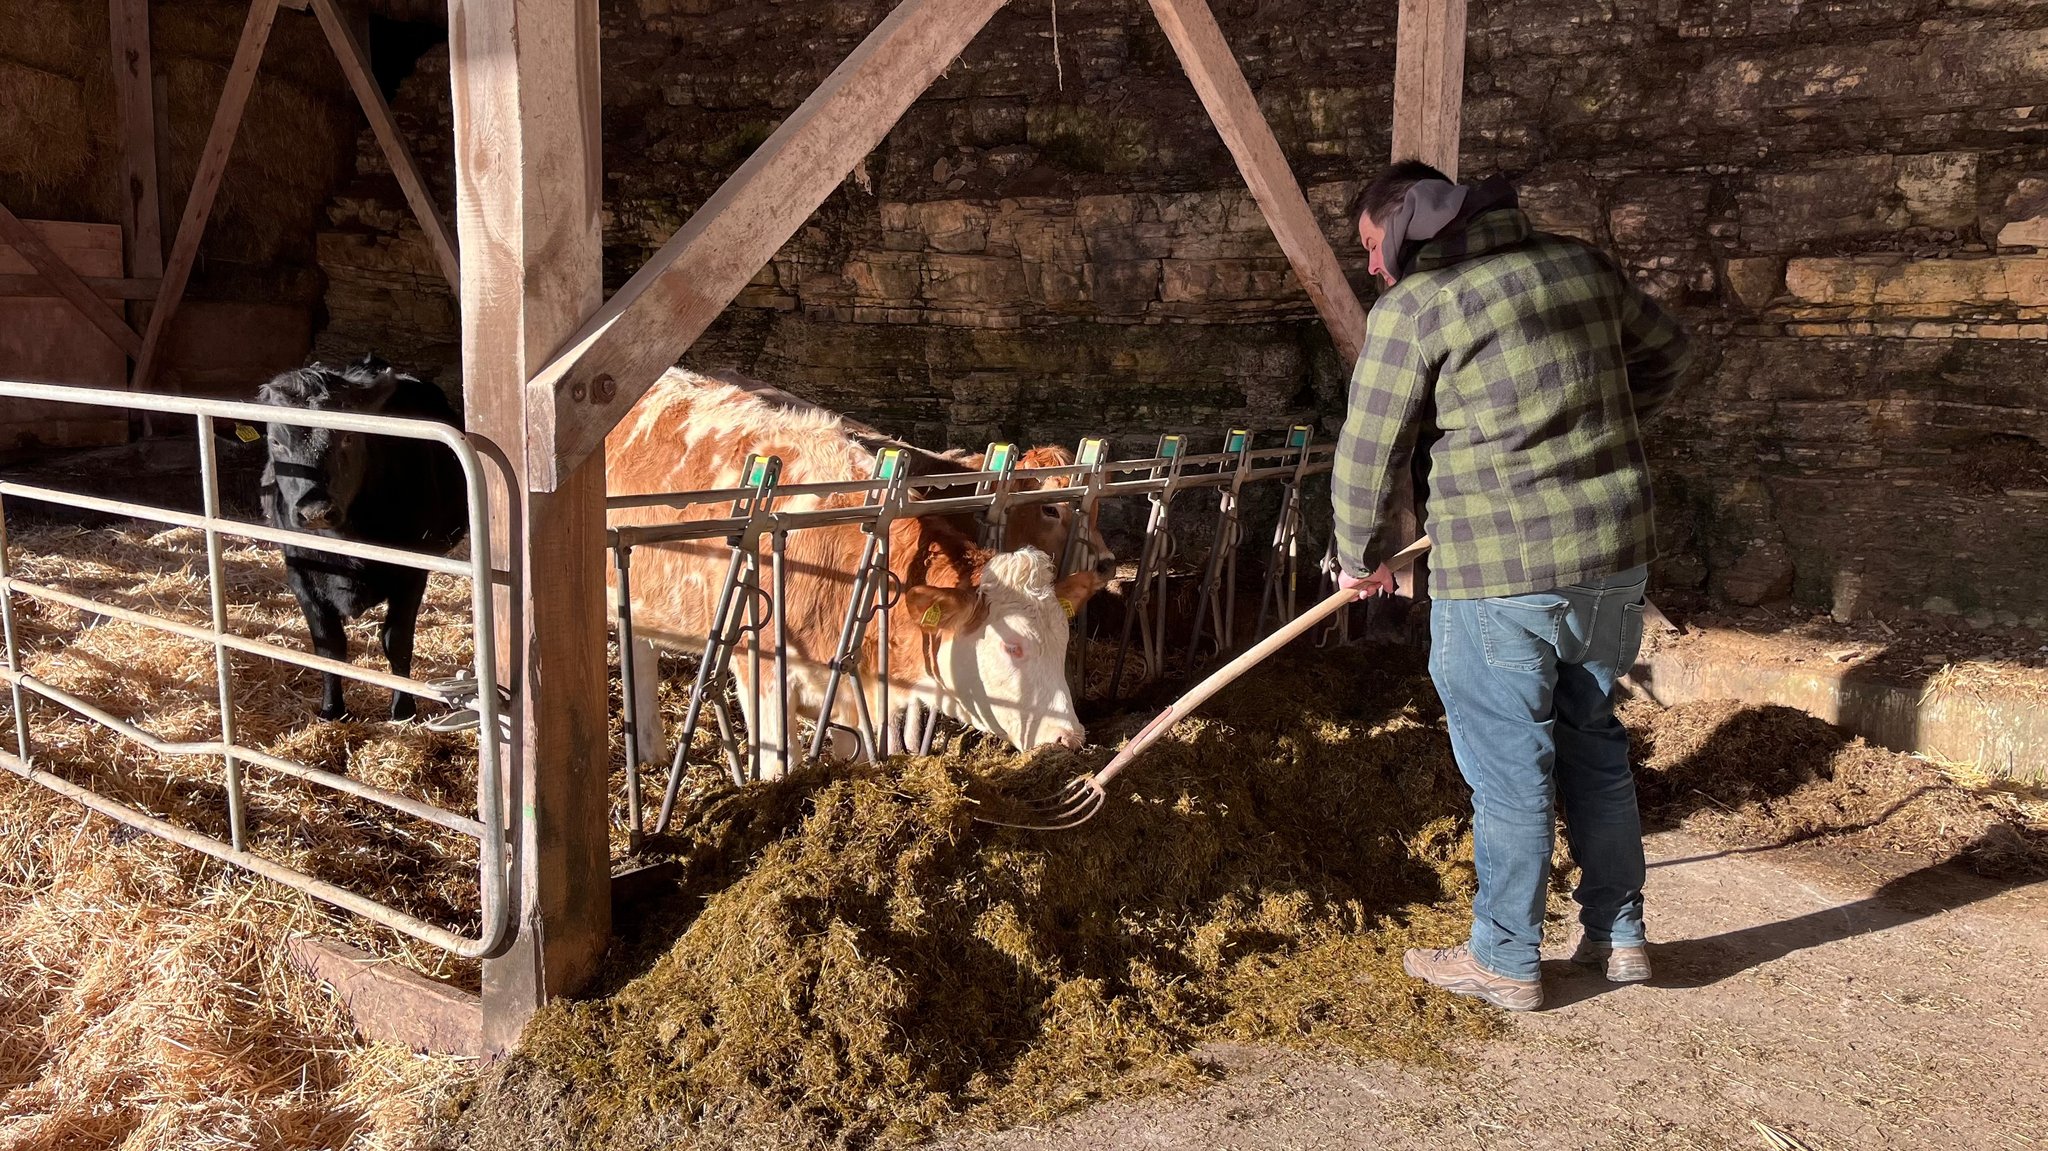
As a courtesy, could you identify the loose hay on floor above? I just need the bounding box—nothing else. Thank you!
[1624,697,2048,878]
[0,521,486,1150]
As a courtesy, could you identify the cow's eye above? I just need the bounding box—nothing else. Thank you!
[1040,505,1061,519]
[1002,640,1025,661]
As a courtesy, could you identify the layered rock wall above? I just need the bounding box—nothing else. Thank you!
[315,0,2048,620]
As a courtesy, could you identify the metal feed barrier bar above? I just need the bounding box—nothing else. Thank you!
[0,378,511,959]
[608,426,1342,841]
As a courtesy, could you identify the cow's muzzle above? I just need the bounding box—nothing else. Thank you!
[296,497,338,531]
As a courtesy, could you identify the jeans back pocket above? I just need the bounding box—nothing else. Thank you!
[1477,598,1566,673]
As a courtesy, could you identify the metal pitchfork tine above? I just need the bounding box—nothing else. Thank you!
[979,535,1434,830]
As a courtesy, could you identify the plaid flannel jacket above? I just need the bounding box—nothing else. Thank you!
[1333,208,1692,599]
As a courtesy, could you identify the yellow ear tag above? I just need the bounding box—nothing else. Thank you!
[234,423,260,443]
[1059,597,1076,619]
[920,603,943,629]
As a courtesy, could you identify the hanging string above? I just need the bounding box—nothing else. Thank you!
[1051,0,1065,92]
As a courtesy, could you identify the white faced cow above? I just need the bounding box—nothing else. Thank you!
[607,368,1110,778]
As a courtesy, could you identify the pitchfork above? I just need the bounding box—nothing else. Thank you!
[978,535,1434,830]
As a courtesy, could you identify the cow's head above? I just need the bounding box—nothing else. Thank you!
[256,354,411,533]
[961,445,1118,581]
[902,547,1104,752]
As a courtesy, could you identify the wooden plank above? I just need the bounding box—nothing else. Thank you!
[448,0,613,1053]
[521,0,1010,492]
[109,0,165,284]
[1391,0,1466,177]
[0,221,135,457]
[133,0,282,391]
[287,937,484,1057]
[308,0,461,290]
[1149,0,1370,364]
[0,203,145,358]
[0,274,159,300]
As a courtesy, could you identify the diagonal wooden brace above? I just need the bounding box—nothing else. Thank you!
[521,0,1011,492]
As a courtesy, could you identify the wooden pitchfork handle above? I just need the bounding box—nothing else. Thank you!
[1083,534,1435,793]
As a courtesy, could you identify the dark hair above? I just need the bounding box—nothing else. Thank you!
[1345,158,1453,225]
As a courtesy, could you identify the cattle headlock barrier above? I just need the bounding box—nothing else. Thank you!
[0,377,1364,965]
[606,425,1352,847]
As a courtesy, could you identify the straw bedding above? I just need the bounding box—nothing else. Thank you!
[0,520,482,1150]
[0,517,2042,1151]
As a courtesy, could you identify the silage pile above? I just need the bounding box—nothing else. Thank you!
[1625,697,2048,878]
[443,647,1500,1151]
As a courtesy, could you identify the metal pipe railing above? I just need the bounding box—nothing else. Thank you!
[607,423,1347,843]
[0,377,510,960]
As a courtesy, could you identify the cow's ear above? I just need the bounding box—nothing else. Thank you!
[1052,570,1105,618]
[903,585,981,634]
[358,369,402,410]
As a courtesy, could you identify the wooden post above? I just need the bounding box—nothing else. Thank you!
[1391,0,1465,177]
[134,0,281,392]
[109,0,165,390]
[1386,0,1465,605]
[1149,0,1369,364]
[447,0,612,1051]
[308,0,461,290]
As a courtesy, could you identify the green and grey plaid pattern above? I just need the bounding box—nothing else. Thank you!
[1334,208,1692,599]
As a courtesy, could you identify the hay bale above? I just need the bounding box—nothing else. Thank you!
[158,52,354,271]
[0,61,93,192]
[0,0,97,77]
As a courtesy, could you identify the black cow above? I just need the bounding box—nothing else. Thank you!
[257,355,467,721]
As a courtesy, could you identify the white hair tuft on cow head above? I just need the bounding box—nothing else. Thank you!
[977,546,1059,605]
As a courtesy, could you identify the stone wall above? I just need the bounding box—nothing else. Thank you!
[314,0,2048,622]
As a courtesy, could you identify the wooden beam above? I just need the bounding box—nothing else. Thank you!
[133,0,281,391]
[1149,0,1370,364]
[308,0,461,290]
[448,0,613,1053]
[1386,0,1464,602]
[1391,0,1466,178]
[0,203,145,358]
[288,937,484,1057]
[521,0,1011,492]
[109,0,165,287]
[0,274,160,300]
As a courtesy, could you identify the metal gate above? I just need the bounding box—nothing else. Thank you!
[0,378,510,958]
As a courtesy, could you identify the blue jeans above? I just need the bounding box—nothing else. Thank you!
[1428,566,1650,981]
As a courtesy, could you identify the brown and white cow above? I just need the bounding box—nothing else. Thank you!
[607,368,1109,777]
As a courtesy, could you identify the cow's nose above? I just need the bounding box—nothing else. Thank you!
[298,499,335,530]
[1054,727,1086,750]
[1094,554,1118,580]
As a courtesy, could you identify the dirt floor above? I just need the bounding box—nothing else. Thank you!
[926,829,2048,1151]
